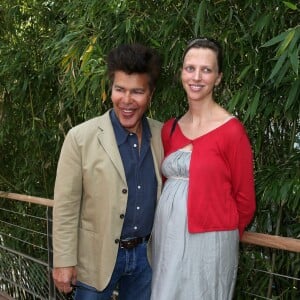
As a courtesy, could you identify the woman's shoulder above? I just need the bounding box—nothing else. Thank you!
[213,104,244,130]
[161,117,183,149]
[163,117,177,127]
[220,116,250,142]
[224,116,246,130]
[162,117,177,133]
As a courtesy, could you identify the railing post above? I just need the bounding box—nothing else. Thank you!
[47,207,56,300]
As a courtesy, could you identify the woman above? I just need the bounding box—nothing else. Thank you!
[150,38,256,299]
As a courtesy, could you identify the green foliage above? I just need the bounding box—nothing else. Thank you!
[0,0,62,196]
[0,0,299,298]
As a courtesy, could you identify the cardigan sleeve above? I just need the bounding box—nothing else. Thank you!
[227,124,256,238]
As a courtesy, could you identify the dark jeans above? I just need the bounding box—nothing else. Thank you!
[74,241,151,300]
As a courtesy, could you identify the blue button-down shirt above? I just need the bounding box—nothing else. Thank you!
[110,110,157,239]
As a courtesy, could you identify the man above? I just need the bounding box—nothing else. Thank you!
[52,43,163,300]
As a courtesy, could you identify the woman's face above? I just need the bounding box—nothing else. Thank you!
[181,47,222,102]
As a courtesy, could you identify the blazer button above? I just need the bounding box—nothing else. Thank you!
[120,214,125,219]
[122,189,127,194]
[115,239,120,244]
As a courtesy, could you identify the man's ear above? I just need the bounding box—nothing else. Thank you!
[150,88,156,99]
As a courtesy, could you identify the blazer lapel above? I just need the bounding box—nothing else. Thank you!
[97,111,126,183]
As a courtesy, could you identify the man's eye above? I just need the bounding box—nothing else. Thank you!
[133,90,144,94]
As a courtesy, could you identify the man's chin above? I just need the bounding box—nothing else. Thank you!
[120,121,137,132]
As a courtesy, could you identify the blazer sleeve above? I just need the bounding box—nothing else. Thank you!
[53,129,82,267]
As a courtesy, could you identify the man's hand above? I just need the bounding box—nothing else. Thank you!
[52,266,77,294]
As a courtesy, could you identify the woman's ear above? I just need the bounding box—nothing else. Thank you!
[215,72,223,86]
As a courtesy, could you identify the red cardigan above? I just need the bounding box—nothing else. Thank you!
[162,117,256,238]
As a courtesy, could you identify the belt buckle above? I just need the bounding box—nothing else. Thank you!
[120,237,139,249]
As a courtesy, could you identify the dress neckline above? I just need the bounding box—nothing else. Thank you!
[177,116,236,142]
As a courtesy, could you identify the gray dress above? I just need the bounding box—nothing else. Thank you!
[151,150,239,300]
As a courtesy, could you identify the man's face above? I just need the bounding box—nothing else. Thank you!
[111,71,152,134]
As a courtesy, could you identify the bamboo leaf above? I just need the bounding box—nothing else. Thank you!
[285,78,300,111]
[253,14,271,34]
[150,38,161,48]
[194,1,206,36]
[125,18,131,33]
[101,78,107,102]
[80,36,98,70]
[228,91,240,112]
[243,90,260,122]
[268,52,287,80]
[288,49,299,75]
[250,90,260,120]
[77,75,89,93]
[274,62,290,87]
[237,65,252,83]
[279,180,293,201]
[283,1,298,10]
[240,90,249,111]
[276,29,295,56]
[262,31,288,47]
[80,50,93,70]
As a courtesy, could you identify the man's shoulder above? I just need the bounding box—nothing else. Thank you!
[67,111,111,140]
[146,117,162,129]
[71,111,110,132]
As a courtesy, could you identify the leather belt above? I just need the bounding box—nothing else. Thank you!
[119,235,150,249]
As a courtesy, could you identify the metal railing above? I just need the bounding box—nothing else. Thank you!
[0,191,299,299]
[0,192,68,300]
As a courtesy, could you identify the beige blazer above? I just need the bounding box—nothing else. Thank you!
[53,110,163,291]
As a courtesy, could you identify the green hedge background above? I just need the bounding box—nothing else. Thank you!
[0,0,299,298]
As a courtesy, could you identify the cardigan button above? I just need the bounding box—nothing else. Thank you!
[122,189,127,194]
[115,239,120,244]
[120,214,125,219]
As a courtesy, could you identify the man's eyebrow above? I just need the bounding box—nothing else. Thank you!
[113,84,123,88]
[132,88,145,91]
[113,85,145,92]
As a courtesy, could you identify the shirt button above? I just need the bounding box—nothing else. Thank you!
[122,189,127,194]
[115,239,120,244]
[134,226,137,230]
[133,144,137,148]
[136,206,140,210]
[137,185,141,189]
[120,214,125,219]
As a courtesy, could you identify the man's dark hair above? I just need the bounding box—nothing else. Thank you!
[107,43,162,91]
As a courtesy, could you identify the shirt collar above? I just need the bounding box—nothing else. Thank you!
[110,109,152,146]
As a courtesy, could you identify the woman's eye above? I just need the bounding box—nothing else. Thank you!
[185,66,194,72]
